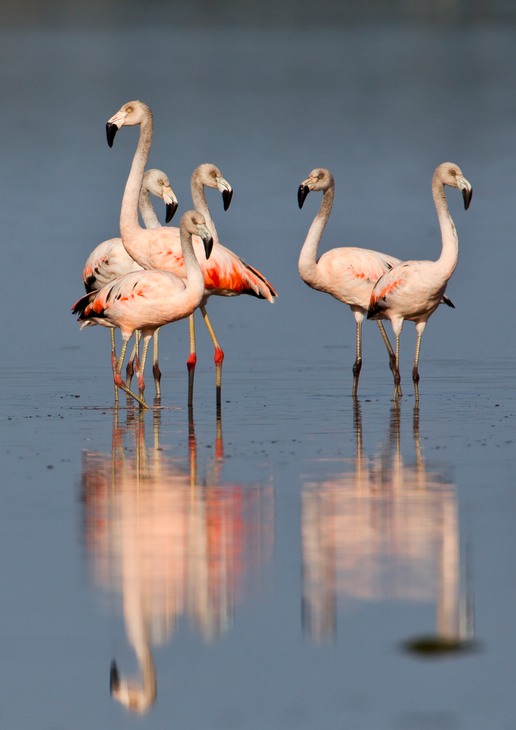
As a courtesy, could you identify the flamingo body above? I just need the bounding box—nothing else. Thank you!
[83,237,143,293]
[75,268,196,338]
[309,246,401,308]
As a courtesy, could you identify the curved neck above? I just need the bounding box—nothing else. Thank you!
[181,227,205,295]
[432,174,458,278]
[298,185,334,283]
[191,176,218,243]
[120,114,153,240]
[138,187,160,230]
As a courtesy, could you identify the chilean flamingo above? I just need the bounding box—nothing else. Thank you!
[72,210,213,409]
[298,167,402,397]
[82,169,178,399]
[367,162,472,400]
[105,100,277,405]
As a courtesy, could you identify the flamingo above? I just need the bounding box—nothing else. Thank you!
[72,210,213,409]
[82,169,178,399]
[105,100,277,405]
[367,162,472,400]
[297,167,403,397]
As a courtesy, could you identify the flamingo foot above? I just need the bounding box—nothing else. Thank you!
[114,373,149,409]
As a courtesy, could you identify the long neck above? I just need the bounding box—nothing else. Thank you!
[120,115,153,240]
[298,185,334,284]
[191,176,219,243]
[181,228,205,297]
[432,174,459,278]
[138,188,160,230]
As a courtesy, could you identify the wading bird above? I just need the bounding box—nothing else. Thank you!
[298,167,402,397]
[82,169,178,399]
[105,100,277,405]
[367,162,472,400]
[72,210,213,409]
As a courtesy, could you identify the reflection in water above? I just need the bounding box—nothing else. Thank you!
[81,409,274,713]
[302,402,474,655]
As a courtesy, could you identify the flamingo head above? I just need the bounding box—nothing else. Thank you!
[194,163,234,211]
[142,169,179,223]
[109,660,156,714]
[298,168,334,208]
[436,162,473,210]
[182,209,214,259]
[106,100,152,147]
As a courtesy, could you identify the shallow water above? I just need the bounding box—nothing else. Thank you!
[2,12,516,729]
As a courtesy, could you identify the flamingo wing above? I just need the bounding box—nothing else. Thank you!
[367,263,410,318]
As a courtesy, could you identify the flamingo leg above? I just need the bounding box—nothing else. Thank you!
[113,339,149,409]
[187,315,196,408]
[152,328,161,400]
[200,305,224,365]
[126,330,141,387]
[393,333,402,400]
[352,320,362,398]
[200,305,224,408]
[136,335,152,398]
[412,324,425,402]
[376,321,398,382]
[110,328,119,405]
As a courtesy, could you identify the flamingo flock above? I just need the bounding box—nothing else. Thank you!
[72,99,471,408]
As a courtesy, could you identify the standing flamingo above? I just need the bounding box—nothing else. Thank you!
[72,210,213,409]
[105,100,277,406]
[367,162,472,400]
[82,169,178,399]
[298,167,402,397]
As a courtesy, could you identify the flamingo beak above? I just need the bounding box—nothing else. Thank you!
[163,188,179,223]
[222,188,233,211]
[106,108,128,147]
[165,200,179,223]
[298,183,310,209]
[459,178,472,210]
[106,122,118,147]
[198,224,214,259]
[110,661,120,694]
[217,178,233,211]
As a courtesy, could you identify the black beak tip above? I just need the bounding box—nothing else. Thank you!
[110,661,120,693]
[106,123,117,148]
[204,236,214,260]
[298,185,309,209]
[165,201,178,224]
[222,189,233,212]
[463,187,472,211]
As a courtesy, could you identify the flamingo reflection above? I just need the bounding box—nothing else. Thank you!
[301,402,474,654]
[81,408,274,713]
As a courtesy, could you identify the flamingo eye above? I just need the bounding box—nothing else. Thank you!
[317,172,324,180]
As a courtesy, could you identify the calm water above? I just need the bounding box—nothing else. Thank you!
[2,16,516,729]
